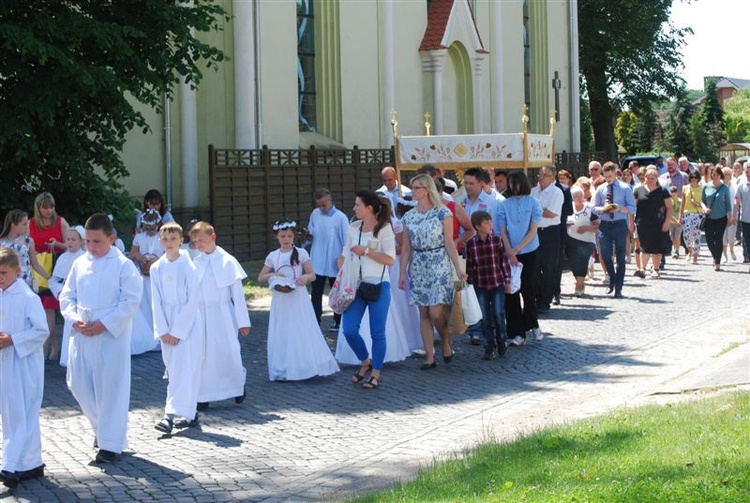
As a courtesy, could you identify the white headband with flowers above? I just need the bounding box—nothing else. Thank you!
[272,219,297,231]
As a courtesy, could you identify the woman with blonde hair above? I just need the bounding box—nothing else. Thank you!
[29,192,70,359]
[399,174,467,369]
[633,167,671,278]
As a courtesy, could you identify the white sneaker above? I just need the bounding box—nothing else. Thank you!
[602,274,611,285]
[510,335,526,347]
[532,327,544,341]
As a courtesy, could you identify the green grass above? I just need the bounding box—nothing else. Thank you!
[354,391,750,502]
[241,259,271,300]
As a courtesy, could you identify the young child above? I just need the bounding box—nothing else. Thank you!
[60,213,142,464]
[129,209,164,355]
[465,211,512,361]
[189,222,251,409]
[150,223,204,434]
[135,189,174,232]
[48,226,86,367]
[258,219,339,381]
[0,210,52,292]
[0,248,49,489]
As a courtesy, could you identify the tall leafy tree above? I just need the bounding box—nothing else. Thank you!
[578,0,691,160]
[633,104,657,153]
[689,112,716,162]
[0,1,227,222]
[615,111,636,154]
[723,88,750,143]
[665,88,695,158]
[700,79,725,147]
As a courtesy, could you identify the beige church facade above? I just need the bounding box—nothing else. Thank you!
[121,0,581,212]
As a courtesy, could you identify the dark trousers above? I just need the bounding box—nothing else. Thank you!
[704,216,727,264]
[742,221,750,260]
[311,274,341,325]
[598,219,628,293]
[536,225,560,309]
[554,224,567,297]
[506,250,539,338]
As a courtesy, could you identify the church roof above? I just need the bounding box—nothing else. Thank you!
[419,0,487,53]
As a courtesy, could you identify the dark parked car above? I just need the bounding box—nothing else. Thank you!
[620,154,664,169]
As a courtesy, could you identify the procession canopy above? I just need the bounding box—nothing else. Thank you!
[396,132,554,171]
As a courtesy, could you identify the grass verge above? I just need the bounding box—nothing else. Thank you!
[240,259,270,300]
[353,391,750,502]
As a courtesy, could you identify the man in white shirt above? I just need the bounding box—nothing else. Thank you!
[531,165,564,314]
[308,188,350,331]
[376,166,411,209]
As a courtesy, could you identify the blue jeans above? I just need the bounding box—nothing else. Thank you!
[597,220,628,293]
[342,282,390,371]
[475,287,507,350]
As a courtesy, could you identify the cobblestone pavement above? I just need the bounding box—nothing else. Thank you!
[2,251,749,502]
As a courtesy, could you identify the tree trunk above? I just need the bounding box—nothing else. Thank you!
[584,67,618,162]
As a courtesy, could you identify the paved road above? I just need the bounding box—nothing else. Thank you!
[2,252,749,502]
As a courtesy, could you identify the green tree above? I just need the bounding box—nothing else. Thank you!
[700,79,725,147]
[689,111,716,161]
[633,104,657,153]
[615,111,636,154]
[578,0,690,160]
[723,88,750,142]
[665,89,695,158]
[0,1,227,222]
[580,95,595,152]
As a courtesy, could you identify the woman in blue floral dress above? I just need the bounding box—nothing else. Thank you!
[399,174,467,370]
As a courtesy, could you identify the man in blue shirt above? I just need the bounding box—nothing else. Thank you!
[594,162,636,298]
[308,188,350,331]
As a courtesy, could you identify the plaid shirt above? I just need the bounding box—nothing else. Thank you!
[465,233,511,291]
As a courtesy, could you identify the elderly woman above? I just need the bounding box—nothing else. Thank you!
[399,174,466,370]
[702,166,734,271]
[497,171,543,346]
[29,192,70,360]
[633,166,671,278]
[341,190,396,389]
[566,185,600,296]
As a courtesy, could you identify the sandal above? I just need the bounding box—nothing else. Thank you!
[154,416,174,435]
[351,361,372,383]
[174,413,199,429]
[362,375,381,389]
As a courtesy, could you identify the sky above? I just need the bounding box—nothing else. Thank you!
[669,0,749,90]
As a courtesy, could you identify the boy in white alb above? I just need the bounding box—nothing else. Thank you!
[60,214,142,464]
[0,248,49,489]
[189,222,251,410]
[151,223,204,434]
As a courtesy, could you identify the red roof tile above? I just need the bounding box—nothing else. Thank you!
[419,0,454,51]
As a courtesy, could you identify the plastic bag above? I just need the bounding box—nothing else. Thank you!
[461,283,483,326]
[328,251,358,315]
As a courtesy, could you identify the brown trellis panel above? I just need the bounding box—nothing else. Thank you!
[209,145,396,260]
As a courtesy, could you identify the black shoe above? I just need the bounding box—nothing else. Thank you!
[235,387,246,404]
[94,449,117,464]
[606,284,615,294]
[0,470,19,489]
[614,291,624,299]
[420,361,437,370]
[497,339,508,356]
[552,294,561,305]
[154,416,174,435]
[174,413,200,429]
[537,304,550,314]
[196,402,209,411]
[442,349,455,363]
[17,464,45,481]
[482,348,496,360]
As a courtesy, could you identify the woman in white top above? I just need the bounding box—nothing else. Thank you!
[339,190,396,389]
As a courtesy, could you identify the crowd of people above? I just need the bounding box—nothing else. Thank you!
[1,157,748,487]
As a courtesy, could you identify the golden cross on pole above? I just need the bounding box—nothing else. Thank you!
[423,112,432,136]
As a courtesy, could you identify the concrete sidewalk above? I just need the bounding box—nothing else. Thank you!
[1,251,748,502]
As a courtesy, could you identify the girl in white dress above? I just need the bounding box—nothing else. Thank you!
[258,219,339,381]
[129,209,163,355]
[48,226,86,366]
